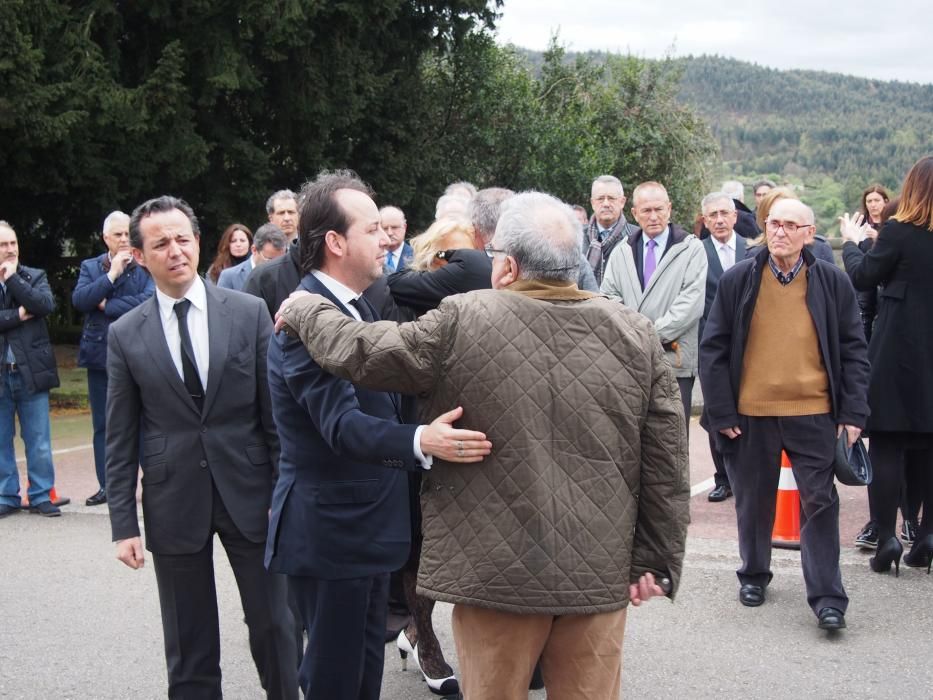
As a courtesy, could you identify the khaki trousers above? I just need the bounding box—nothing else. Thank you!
[451,604,627,700]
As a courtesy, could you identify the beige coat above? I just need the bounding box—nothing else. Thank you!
[282,280,690,614]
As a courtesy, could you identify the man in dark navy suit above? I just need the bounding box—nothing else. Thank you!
[265,170,491,700]
[699,192,746,504]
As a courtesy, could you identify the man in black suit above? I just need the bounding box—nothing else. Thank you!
[265,170,490,699]
[106,196,297,699]
[245,189,301,318]
[699,192,747,503]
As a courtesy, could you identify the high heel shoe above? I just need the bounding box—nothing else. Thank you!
[869,537,903,577]
[396,630,460,696]
[903,534,933,574]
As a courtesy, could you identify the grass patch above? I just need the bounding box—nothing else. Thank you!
[51,365,88,411]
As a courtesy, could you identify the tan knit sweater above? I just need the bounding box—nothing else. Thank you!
[738,266,831,416]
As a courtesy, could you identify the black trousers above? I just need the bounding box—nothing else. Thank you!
[867,433,933,542]
[708,430,730,488]
[152,486,298,700]
[725,414,847,614]
[289,572,390,700]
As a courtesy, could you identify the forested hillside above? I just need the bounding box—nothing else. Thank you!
[676,55,933,190]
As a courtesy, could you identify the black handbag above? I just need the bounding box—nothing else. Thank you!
[834,432,872,486]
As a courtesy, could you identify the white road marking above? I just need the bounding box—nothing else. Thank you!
[16,443,93,464]
[690,477,715,498]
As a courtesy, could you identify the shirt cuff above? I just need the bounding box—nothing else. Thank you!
[413,425,432,470]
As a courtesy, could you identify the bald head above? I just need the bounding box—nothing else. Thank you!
[766,199,815,265]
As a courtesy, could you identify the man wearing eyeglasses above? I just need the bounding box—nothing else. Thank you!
[218,223,288,291]
[699,198,869,632]
[583,175,638,284]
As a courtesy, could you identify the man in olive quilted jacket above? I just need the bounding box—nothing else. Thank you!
[277,191,690,699]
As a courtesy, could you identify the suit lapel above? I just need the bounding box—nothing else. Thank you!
[704,238,724,276]
[139,296,198,411]
[299,274,402,418]
[202,283,230,416]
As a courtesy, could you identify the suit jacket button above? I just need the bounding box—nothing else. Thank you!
[201,427,207,434]
[199,460,207,468]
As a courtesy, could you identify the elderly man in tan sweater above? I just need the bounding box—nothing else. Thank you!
[276,191,689,699]
[699,199,869,632]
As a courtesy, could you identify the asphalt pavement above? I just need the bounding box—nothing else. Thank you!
[1,413,931,699]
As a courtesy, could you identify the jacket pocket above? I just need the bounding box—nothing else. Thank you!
[245,444,270,465]
[142,436,167,457]
[879,280,906,300]
[141,462,168,485]
[316,479,380,505]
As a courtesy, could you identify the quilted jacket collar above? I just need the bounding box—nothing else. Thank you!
[506,278,596,301]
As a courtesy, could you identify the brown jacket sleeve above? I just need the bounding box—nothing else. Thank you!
[629,334,691,598]
[281,293,451,395]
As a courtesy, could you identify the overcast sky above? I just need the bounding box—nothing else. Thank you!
[494,0,933,85]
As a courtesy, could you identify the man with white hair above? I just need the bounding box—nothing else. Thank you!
[379,206,413,273]
[583,174,638,284]
[699,193,747,503]
[276,191,689,697]
[601,181,708,433]
[700,198,868,631]
[72,210,154,506]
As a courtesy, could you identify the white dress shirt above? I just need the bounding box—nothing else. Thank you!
[155,276,210,391]
[311,270,432,469]
[716,231,737,270]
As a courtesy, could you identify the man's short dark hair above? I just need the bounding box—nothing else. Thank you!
[297,170,373,273]
[129,196,200,249]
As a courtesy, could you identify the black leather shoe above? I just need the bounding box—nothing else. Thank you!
[85,489,107,506]
[739,584,765,607]
[29,501,61,517]
[0,503,20,519]
[708,484,732,502]
[817,607,846,631]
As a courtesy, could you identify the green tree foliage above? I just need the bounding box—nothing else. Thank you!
[1,5,715,267]
[413,39,717,226]
[0,0,498,258]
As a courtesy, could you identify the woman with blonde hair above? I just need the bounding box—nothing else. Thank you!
[408,218,476,272]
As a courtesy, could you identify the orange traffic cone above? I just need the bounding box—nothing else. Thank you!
[771,450,801,550]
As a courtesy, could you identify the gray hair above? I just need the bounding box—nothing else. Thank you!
[493,192,581,282]
[753,179,777,192]
[721,180,744,200]
[467,187,514,244]
[701,192,736,214]
[102,210,130,234]
[379,205,406,222]
[434,194,469,220]
[444,181,477,198]
[592,175,623,192]
[252,223,287,252]
[265,189,298,214]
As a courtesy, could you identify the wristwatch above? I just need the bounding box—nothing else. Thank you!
[657,577,672,596]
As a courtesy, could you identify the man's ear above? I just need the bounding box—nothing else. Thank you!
[324,230,345,257]
[132,248,146,268]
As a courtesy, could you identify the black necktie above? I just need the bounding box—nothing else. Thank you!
[173,300,204,410]
[349,297,374,323]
